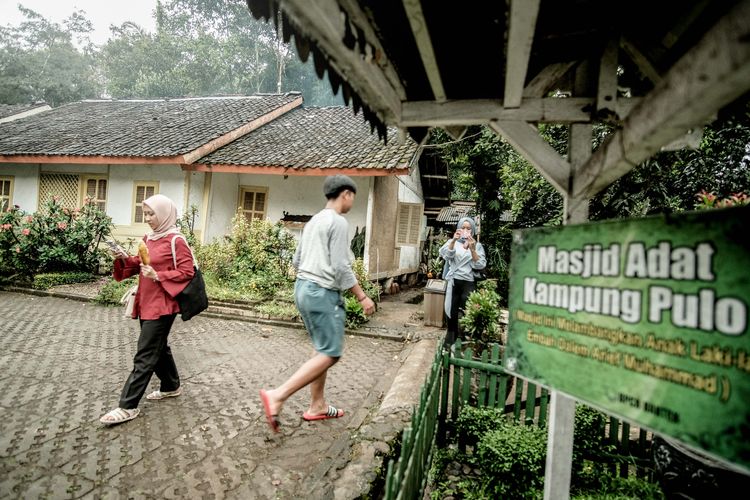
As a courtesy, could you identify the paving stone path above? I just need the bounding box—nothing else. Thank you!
[0,291,435,499]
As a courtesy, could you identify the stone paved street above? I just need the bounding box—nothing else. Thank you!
[0,291,438,499]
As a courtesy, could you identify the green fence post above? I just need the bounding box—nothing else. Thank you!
[439,348,450,446]
[525,382,537,426]
[488,344,500,407]
[620,421,631,478]
[608,416,619,476]
[638,429,649,479]
[384,460,394,500]
[538,387,549,427]
[478,348,489,406]
[450,339,463,423]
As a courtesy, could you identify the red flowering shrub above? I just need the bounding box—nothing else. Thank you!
[695,190,749,209]
[0,197,113,277]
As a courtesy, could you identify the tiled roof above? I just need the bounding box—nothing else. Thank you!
[436,203,477,223]
[436,203,513,223]
[0,94,301,158]
[197,107,418,171]
[0,103,49,120]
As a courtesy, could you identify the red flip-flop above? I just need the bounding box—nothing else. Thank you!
[259,389,280,433]
[302,405,345,421]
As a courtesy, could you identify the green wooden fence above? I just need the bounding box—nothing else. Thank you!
[383,340,654,499]
[383,343,443,500]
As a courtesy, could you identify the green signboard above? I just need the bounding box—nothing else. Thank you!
[505,206,750,472]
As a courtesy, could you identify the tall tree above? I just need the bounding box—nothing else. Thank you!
[432,94,750,302]
[0,6,101,105]
[99,0,342,104]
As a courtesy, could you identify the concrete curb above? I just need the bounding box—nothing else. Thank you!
[332,336,440,498]
[0,285,408,342]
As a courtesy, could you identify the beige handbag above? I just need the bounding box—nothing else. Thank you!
[120,284,138,318]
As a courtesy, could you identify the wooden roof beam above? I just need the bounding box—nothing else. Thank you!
[597,37,619,116]
[489,121,569,193]
[504,0,541,108]
[403,0,446,101]
[523,61,577,98]
[573,0,750,199]
[620,38,662,84]
[280,0,404,122]
[401,97,640,127]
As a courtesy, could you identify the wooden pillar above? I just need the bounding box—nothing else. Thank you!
[544,59,595,500]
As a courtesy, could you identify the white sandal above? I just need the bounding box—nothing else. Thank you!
[146,387,182,400]
[100,407,140,425]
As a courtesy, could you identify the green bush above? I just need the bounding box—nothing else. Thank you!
[0,197,113,277]
[476,420,548,498]
[459,280,503,349]
[93,276,137,305]
[350,257,379,300]
[455,405,508,446]
[341,257,378,328]
[573,405,615,476]
[432,405,663,499]
[32,272,96,290]
[254,301,299,321]
[344,295,368,329]
[176,204,200,248]
[195,212,296,300]
[572,474,665,499]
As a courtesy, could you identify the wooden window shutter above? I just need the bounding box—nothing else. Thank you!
[396,203,422,246]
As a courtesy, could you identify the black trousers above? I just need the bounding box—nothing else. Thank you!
[444,279,476,348]
[119,314,180,409]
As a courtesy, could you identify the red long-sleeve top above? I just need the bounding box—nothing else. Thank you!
[114,234,195,320]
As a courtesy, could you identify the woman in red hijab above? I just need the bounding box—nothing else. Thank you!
[100,194,195,425]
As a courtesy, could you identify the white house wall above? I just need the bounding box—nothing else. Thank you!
[0,162,187,238]
[204,172,239,241]
[108,164,185,229]
[207,173,369,243]
[0,163,40,211]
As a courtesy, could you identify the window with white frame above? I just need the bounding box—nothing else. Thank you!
[82,176,108,211]
[133,182,158,223]
[239,186,268,220]
[0,176,13,212]
[396,202,423,246]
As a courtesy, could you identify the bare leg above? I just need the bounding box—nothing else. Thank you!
[307,370,328,414]
[263,353,338,416]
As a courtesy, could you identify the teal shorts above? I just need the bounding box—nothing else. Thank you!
[294,279,345,357]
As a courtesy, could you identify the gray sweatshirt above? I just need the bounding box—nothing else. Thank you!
[293,208,357,291]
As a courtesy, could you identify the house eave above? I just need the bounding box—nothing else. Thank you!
[182,164,410,176]
[0,155,186,164]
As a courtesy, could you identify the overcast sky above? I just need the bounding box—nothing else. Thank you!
[1,0,159,44]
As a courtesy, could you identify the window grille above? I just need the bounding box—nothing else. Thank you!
[38,173,79,212]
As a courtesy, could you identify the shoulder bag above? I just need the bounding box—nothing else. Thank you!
[170,235,209,321]
[120,284,138,319]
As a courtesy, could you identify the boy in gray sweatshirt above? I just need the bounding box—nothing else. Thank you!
[259,175,375,432]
